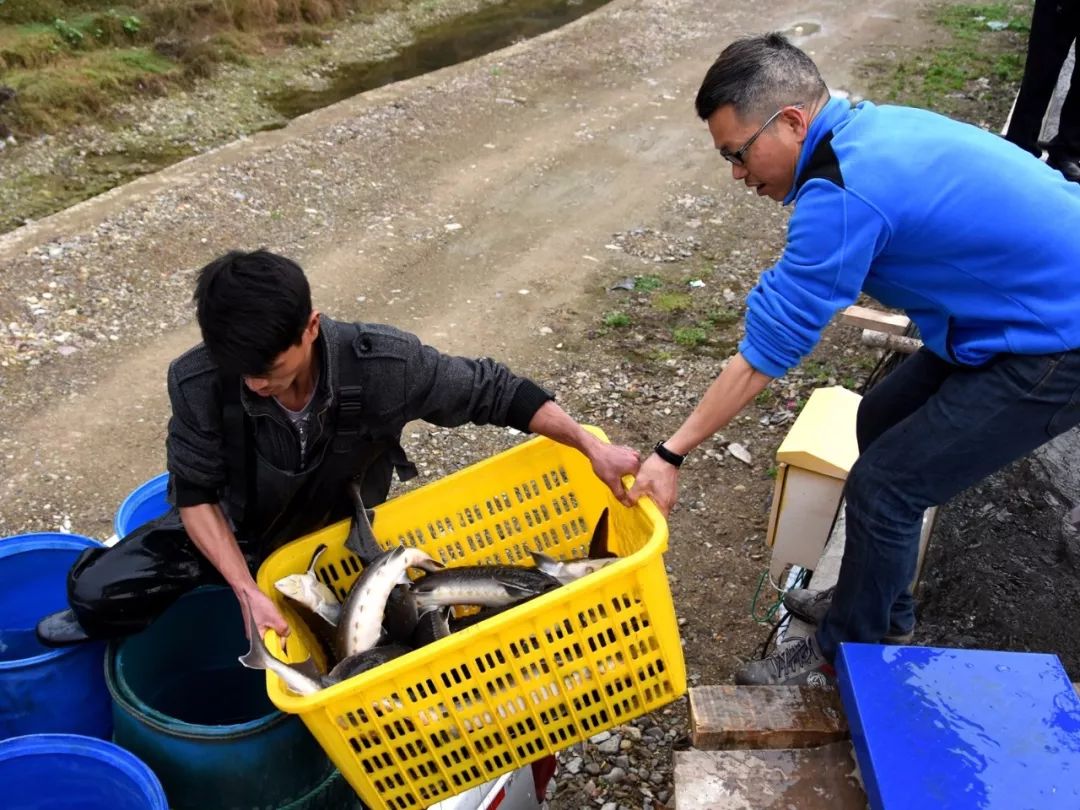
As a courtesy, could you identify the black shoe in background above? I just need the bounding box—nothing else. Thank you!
[1047,151,1080,183]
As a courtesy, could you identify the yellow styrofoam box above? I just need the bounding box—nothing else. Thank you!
[766,387,862,581]
[256,428,685,810]
[775,386,862,480]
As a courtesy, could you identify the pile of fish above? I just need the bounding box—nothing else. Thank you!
[240,482,617,695]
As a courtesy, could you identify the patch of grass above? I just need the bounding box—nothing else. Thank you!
[766,465,779,479]
[803,359,832,383]
[5,46,177,131]
[0,0,359,134]
[0,0,66,25]
[754,389,775,406]
[603,312,631,328]
[673,326,708,347]
[706,307,739,327]
[0,26,63,70]
[654,292,692,312]
[867,1,1031,122]
[634,274,663,292]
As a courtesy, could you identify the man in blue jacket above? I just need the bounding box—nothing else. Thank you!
[628,33,1080,685]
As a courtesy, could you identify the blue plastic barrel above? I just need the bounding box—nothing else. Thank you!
[0,733,167,809]
[114,472,170,539]
[0,533,112,740]
[107,587,359,809]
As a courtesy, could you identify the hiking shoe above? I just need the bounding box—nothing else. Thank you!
[35,608,92,647]
[783,586,835,625]
[783,587,915,645]
[734,635,835,687]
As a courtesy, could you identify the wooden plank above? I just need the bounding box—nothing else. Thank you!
[841,305,910,335]
[689,685,847,750]
[673,744,868,810]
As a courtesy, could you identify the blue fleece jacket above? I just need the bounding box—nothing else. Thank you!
[739,97,1080,377]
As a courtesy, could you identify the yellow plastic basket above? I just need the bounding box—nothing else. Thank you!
[256,428,686,810]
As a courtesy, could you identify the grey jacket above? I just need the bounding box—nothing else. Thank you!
[164,316,551,540]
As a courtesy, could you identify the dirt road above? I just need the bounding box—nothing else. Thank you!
[0,0,924,536]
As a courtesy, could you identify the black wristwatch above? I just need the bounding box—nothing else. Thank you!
[653,441,686,468]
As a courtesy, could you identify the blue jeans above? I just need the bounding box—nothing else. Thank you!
[817,348,1080,660]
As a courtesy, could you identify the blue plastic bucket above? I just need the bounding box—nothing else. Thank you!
[114,472,170,539]
[107,587,348,809]
[0,733,167,809]
[0,533,112,740]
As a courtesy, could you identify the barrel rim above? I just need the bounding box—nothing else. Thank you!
[106,647,294,739]
[0,732,168,806]
[0,533,104,671]
[114,472,170,539]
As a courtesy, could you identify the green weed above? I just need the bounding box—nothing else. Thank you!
[603,312,631,328]
[706,308,739,327]
[654,292,691,312]
[634,274,663,292]
[673,326,708,347]
[52,17,83,47]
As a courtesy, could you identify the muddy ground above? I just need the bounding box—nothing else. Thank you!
[0,0,1064,806]
[918,436,1080,678]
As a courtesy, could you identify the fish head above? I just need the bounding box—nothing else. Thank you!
[401,547,443,574]
[274,574,312,602]
[577,559,617,576]
[529,550,561,576]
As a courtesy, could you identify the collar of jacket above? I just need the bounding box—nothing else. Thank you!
[783,95,852,206]
[239,315,341,420]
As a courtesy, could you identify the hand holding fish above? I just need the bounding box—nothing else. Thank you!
[586,442,641,507]
[627,452,679,516]
[238,585,290,642]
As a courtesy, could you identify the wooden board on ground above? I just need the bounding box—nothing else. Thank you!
[689,685,847,750]
[673,744,868,809]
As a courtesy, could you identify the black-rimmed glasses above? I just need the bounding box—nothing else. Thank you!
[720,104,804,166]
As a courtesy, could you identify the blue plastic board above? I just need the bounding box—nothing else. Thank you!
[837,643,1080,810]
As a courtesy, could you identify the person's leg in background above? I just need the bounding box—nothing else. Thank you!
[1005,0,1078,158]
[1047,29,1080,181]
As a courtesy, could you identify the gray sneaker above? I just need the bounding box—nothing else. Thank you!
[782,586,915,644]
[734,635,835,687]
[783,586,835,625]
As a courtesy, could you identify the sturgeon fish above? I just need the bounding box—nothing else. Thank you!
[411,566,561,613]
[325,644,413,686]
[274,544,341,627]
[529,551,618,585]
[238,603,324,696]
[336,545,442,658]
[530,508,618,584]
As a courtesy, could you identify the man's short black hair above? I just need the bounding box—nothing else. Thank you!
[193,249,312,376]
[695,33,828,121]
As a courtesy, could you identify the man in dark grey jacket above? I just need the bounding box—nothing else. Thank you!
[37,250,640,645]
